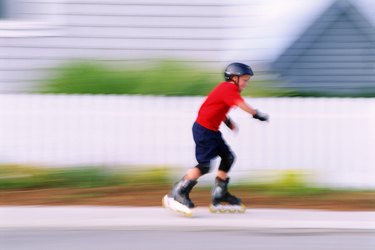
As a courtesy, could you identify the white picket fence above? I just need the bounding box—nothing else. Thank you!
[0,94,374,188]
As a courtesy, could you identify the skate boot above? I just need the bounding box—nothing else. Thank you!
[162,178,197,217]
[209,177,246,213]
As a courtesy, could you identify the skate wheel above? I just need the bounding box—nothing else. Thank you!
[219,206,227,213]
[163,195,193,217]
[209,204,246,214]
[209,205,218,213]
[238,203,246,213]
[162,194,168,208]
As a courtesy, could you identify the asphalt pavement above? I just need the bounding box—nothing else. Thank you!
[0,206,374,231]
[2,229,374,250]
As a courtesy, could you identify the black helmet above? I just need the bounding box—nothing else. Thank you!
[224,62,254,81]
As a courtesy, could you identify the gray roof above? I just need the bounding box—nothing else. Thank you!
[272,0,375,94]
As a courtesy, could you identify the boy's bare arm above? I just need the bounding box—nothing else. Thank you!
[236,100,269,122]
[236,100,257,116]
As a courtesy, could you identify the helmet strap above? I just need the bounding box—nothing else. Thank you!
[231,76,239,86]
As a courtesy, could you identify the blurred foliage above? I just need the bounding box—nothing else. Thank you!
[0,165,172,190]
[241,80,299,97]
[38,60,220,96]
[38,60,293,97]
[1,165,373,199]
[234,169,333,196]
[37,59,375,97]
[120,167,172,186]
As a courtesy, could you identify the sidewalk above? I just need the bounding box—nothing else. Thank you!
[0,206,374,231]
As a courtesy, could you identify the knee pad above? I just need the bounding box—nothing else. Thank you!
[195,162,211,175]
[218,152,235,173]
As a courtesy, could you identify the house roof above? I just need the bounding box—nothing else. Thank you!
[272,0,375,72]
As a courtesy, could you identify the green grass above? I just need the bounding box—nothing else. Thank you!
[0,165,172,190]
[37,59,375,97]
[37,60,292,97]
[241,80,297,97]
[1,165,373,197]
[232,182,333,197]
[38,60,221,96]
[231,170,341,197]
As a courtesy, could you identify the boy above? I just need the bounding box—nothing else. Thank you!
[163,62,269,216]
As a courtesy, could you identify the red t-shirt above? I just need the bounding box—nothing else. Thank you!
[196,82,244,131]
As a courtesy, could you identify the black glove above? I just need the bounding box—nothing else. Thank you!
[253,110,269,122]
[224,117,234,129]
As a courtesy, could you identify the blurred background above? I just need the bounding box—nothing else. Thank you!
[0,0,374,205]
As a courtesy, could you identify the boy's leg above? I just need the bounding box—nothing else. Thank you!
[192,122,218,177]
[185,165,204,180]
[217,140,235,178]
[210,139,245,213]
[164,122,217,212]
[170,162,209,208]
[173,122,218,202]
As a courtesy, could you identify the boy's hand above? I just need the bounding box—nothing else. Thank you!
[253,110,269,122]
[224,117,238,131]
[229,121,238,132]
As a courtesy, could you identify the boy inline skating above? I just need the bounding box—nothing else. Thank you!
[163,62,269,216]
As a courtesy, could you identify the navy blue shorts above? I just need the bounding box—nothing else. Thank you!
[192,122,232,164]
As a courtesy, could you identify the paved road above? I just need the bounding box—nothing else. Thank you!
[1,206,374,250]
[1,229,374,250]
[1,207,374,230]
